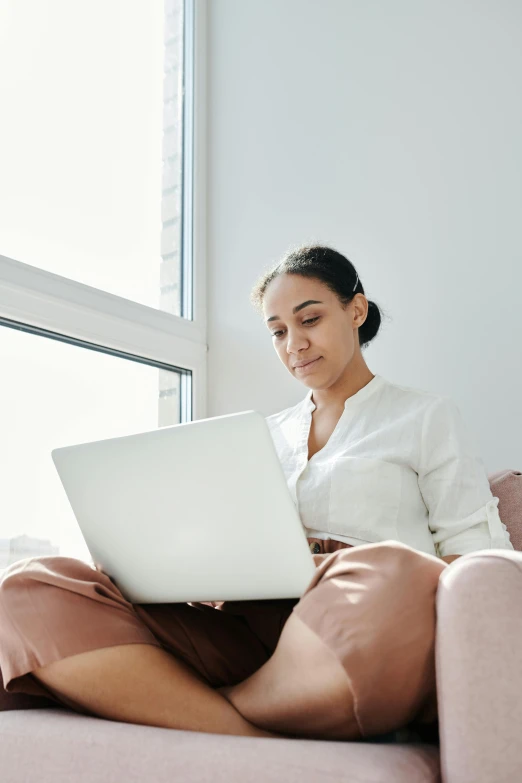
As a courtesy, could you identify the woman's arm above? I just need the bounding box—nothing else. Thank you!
[417,396,513,558]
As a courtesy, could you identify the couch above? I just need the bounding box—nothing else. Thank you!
[1,469,521,783]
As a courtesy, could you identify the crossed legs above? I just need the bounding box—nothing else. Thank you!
[4,542,444,741]
[31,614,354,741]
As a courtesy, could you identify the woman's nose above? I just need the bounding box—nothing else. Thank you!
[286,332,309,354]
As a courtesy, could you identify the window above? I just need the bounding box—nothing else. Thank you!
[0,327,187,565]
[0,0,195,317]
[0,0,206,567]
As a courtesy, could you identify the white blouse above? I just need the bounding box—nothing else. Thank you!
[265,374,514,558]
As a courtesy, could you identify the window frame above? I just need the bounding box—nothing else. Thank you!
[0,0,208,422]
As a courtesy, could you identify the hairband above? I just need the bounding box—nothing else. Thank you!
[352,273,359,291]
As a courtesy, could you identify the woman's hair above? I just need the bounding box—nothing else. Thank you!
[250,244,386,350]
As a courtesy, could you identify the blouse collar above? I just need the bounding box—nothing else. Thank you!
[303,373,385,413]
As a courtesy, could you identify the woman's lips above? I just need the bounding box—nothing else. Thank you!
[294,357,322,374]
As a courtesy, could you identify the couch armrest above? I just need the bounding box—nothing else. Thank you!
[436,550,522,783]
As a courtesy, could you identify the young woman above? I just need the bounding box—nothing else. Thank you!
[0,245,513,743]
[252,244,513,566]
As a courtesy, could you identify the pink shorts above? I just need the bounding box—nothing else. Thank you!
[0,538,446,740]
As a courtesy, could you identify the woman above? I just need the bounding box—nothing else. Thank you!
[0,244,513,743]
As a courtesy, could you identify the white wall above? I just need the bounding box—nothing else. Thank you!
[205,0,522,472]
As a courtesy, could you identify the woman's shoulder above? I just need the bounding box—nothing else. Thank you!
[380,376,451,415]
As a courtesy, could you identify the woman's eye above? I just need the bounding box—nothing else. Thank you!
[272,316,320,338]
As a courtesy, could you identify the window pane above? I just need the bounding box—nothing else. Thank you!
[0,0,187,317]
[0,325,188,568]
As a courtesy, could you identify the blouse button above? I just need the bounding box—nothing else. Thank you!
[309,542,321,554]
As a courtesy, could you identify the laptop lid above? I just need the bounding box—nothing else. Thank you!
[51,410,316,603]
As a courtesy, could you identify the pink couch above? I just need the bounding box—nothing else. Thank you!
[1,469,521,783]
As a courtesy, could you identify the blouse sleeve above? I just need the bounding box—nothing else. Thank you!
[417,395,514,558]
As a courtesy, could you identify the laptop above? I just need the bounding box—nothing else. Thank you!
[51,410,316,604]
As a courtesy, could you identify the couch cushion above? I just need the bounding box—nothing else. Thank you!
[0,708,440,783]
[488,469,522,551]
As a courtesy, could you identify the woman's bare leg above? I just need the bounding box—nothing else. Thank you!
[32,643,283,738]
[218,613,359,740]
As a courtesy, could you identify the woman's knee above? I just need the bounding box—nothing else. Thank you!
[310,542,444,736]
[316,540,446,613]
[332,540,445,580]
[1,555,93,581]
[0,556,100,613]
[374,540,447,584]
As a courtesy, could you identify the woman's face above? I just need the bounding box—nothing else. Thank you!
[263,273,368,390]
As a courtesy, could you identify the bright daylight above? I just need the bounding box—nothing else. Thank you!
[1,1,521,780]
[0,0,183,564]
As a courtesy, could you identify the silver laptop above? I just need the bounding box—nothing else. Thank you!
[51,410,316,604]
